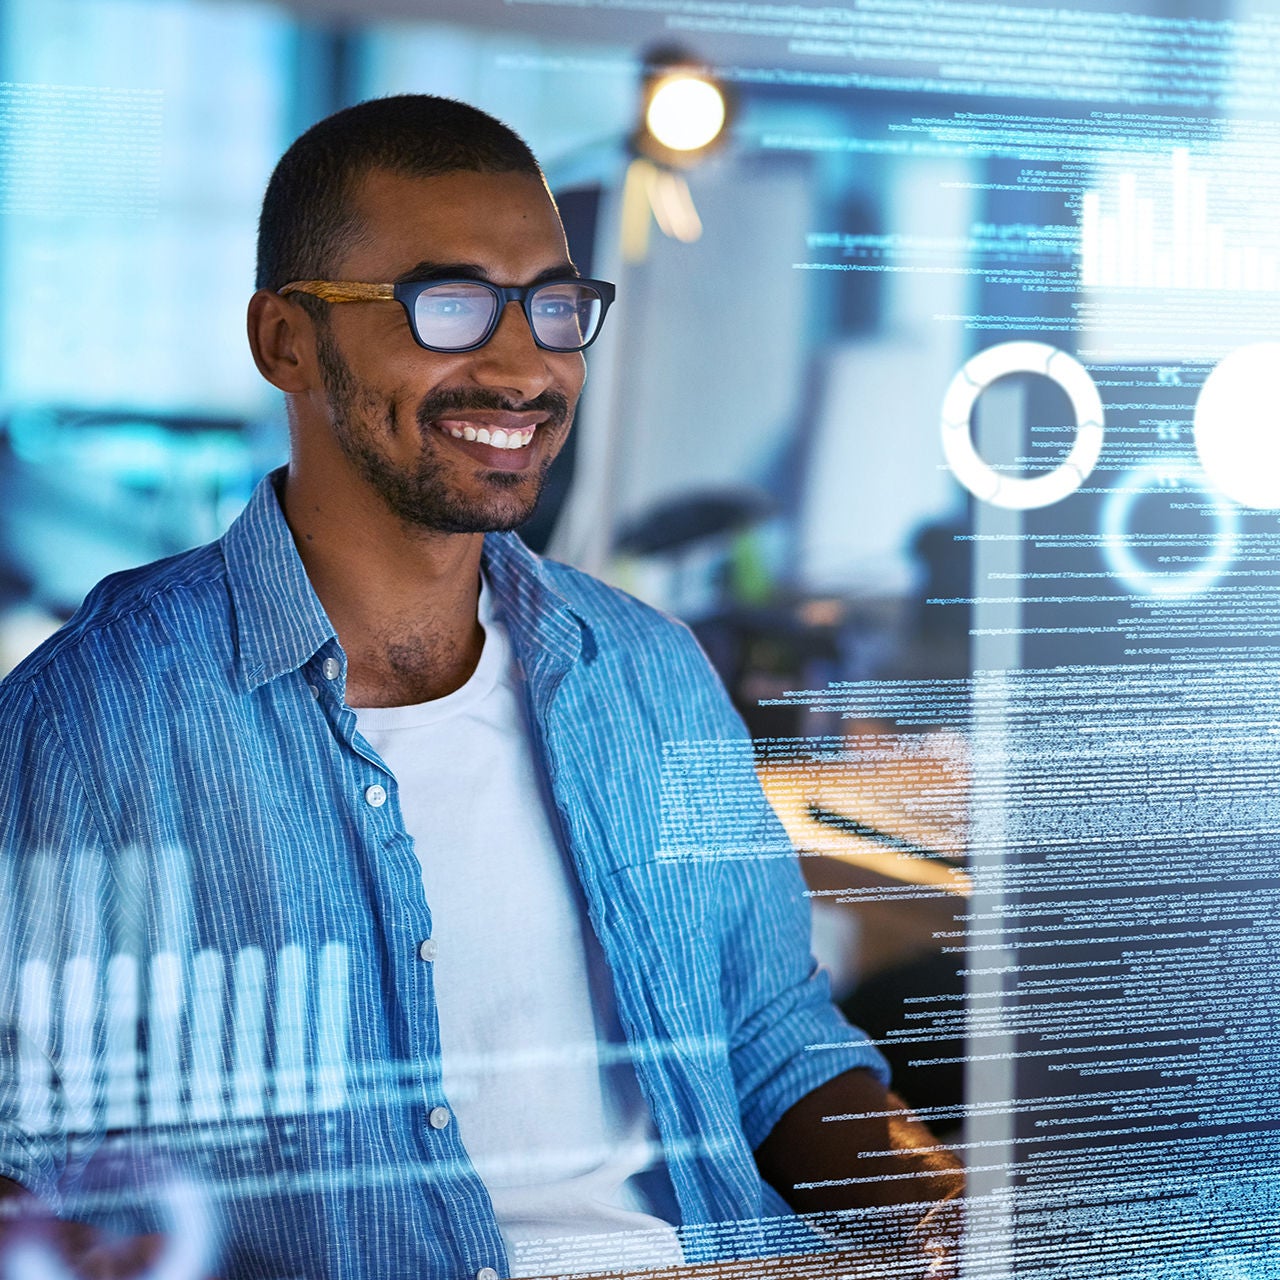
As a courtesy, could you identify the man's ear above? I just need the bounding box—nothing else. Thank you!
[247,289,316,393]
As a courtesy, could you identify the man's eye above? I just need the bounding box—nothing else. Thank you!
[533,299,575,320]
[422,294,482,315]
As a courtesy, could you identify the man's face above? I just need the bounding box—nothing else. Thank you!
[308,167,588,534]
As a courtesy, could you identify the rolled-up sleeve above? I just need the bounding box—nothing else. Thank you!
[665,643,891,1152]
[718,825,890,1152]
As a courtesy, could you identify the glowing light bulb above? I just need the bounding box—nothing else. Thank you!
[645,76,726,153]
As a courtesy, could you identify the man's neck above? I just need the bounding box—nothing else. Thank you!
[279,467,487,708]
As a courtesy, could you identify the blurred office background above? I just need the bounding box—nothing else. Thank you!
[1,0,1268,1154]
[0,0,971,674]
[0,0,979,1023]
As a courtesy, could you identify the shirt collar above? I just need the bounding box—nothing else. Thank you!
[221,469,338,692]
[480,530,590,672]
[221,470,593,694]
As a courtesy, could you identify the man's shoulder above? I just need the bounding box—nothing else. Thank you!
[499,542,746,737]
[541,554,683,626]
[517,543,708,661]
[1,540,227,694]
[485,532,679,635]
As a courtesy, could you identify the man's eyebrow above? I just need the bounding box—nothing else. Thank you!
[394,260,581,285]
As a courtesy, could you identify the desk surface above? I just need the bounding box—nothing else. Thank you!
[756,727,971,898]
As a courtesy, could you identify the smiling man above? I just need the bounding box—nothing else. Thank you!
[252,158,595,708]
[0,96,960,1279]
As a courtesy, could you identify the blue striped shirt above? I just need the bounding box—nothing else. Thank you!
[0,472,887,1279]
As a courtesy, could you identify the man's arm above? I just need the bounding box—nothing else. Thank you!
[659,635,962,1208]
[523,1077,964,1280]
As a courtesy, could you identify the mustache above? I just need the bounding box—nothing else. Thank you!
[416,387,573,428]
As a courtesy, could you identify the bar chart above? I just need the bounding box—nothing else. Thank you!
[1080,148,1277,292]
[14,941,351,1136]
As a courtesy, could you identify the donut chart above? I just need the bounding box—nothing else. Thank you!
[941,341,1106,510]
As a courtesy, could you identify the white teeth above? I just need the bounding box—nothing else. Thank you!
[444,423,538,449]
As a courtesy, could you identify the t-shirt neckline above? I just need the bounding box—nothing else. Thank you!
[349,574,506,729]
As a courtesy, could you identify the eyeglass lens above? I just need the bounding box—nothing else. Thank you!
[412,282,606,351]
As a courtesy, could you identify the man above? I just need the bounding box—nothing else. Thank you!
[0,96,960,1278]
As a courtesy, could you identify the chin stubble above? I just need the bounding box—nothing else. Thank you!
[315,326,572,534]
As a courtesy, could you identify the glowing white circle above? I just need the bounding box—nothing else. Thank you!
[645,77,726,153]
[1193,341,1280,509]
[1099,459,1238,597]
[940,341,1105,510]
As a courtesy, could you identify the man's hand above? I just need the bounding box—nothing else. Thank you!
[913,1195,962,1279]
[754,1070,964,1271]
[0,1177,210,1280]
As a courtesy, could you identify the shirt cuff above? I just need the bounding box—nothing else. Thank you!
[738,999,890,1153]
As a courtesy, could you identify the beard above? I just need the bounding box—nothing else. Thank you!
[314,324,572,535]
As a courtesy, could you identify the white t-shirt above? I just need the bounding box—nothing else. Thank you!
[353,580,683,1277]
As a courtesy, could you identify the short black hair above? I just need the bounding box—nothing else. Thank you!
[255,94,544,292]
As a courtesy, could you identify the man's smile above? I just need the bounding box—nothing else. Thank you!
[429,408,543,451]
[408,389,572,482]
[425,408,552,472]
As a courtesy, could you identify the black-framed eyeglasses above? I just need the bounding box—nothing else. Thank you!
[278,277,616,353]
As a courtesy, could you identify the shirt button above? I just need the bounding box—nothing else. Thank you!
[417,939,438,962]
[322,657,341,680]
[427,1106,451,1130]
[308,684,319,699]
[476,1269,500,1280]
[364,784,387,808]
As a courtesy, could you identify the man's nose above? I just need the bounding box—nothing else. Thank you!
[469,300,555,399]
